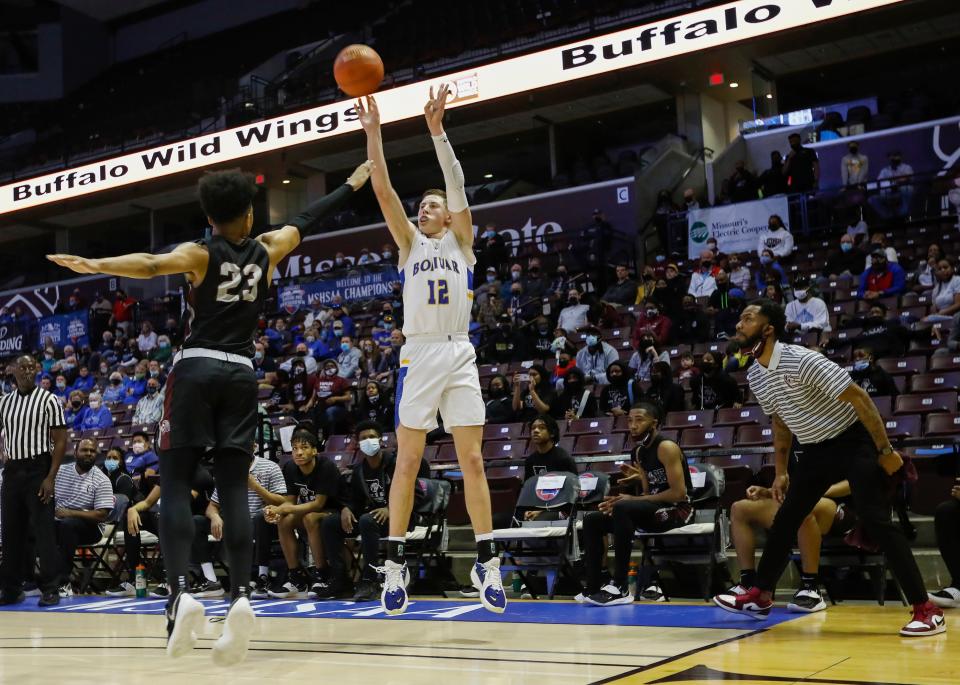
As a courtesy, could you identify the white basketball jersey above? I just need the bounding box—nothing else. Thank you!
[401,230,476,336]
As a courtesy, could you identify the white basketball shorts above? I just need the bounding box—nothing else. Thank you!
[395,334,485,431]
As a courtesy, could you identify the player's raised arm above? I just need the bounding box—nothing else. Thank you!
[357,95,416,263]
[258,160,373,274]
[424,83,473,251]
[47,241,209,284]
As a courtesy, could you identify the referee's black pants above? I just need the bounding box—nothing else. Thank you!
[756,421,927,604]
[0,456,60,596]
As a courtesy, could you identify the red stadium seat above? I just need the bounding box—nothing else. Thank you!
[883,415,921,440]
[437,443,459,462]
[422,445,440,463]
[909,372,960,393]
[324,435,355,452]
[679,427,734,450]
[557,436,576,454]
[871,395,894,418]
[923,413,960,437]
[319,451,356,470]
[714,407,769,427]
[566,417,614,436]
[877,356,927,376]
[481,440,528,461]
[664,410,714,430]
[894,392,957,415]
[573,433,627,456]
[658,429,679,443]
[483,423,524,441]
[929,354,960,372]
[735,425,774,446]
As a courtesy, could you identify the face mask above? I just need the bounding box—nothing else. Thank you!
[557,270,567,278]
[790,142,801,151]
[655,254,666,263]
[340,342,351,353]
[89,400,101,410]
[254,351,263,361]
[840,243,852,253]
[100,366,108,374]
[306,336,316,343]
[293,366,306,376]
[324,367,337,376]
[135,373,145,380]
[558,358,570,368]
[486,274,496,283]
[56,381,66,389]
[794,289,808,301]
[71,400,82,409]
[333,328,344,336]
[650,373,663,384]
[566,377,583,389]
[701,362,716,374]
[538,327,548,335]
[489,386,505,398]
[131,442,146,455]
[382,251,392,259]
[768,223,779,231]
[149,369,160,377]
[849,146,859,154]
[368,393,380,404]
[335,258,344,265]
[44,353,53,360]
[568,297,579,305]
[646,309,658,318]
[853,360,870,372]
[383,322,393,331]
[296,350,307,357]
[511,289,521,297]
[146,386,157,395]
[891,158,901,166]
[359,438,381,457]
[104,459,120,473]
[159,341,170,348]
[865,315,884,326]
[484,230,496,238]
[701,262,712,270]
[608,373,623,383]
[760,256,772,266]
[585,335,598,347]
[111,378,122,385]
[511,271,521,281]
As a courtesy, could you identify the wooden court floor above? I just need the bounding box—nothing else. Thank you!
[0,598,953,684]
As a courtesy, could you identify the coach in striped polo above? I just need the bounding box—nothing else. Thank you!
[713,300,946,637]
[0,355,67,607]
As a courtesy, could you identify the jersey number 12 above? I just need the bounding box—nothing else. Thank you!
[427,279,449,305]
[216,262,262,303]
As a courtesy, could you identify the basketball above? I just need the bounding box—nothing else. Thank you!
[333,44,384,97]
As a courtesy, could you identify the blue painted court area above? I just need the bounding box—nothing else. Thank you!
[0,596,802,630]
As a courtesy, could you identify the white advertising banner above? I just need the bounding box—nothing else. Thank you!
[686,196,789,259]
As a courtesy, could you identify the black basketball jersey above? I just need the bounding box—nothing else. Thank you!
[631,433,693,498]
[182,235,270,357]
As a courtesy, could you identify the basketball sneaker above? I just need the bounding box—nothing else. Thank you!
[640,584,666,602]
[787,587,826,613]
[192,580,225,598]
[929,587,960,609]
[712,587,772,619]
[268,568,309,599]
[150,585,170,598]
[250,574,270,600]
[105,582,136,597]
[573,592,588,604]
[458,584,480,598]
[211,594,256,666]
[58,584,73,598]
[380,559,411,615]
[585,583,633,607]
[470,558,507,614]
[900,600,946,637]
[165,593,205,658]
[22,582,40,597]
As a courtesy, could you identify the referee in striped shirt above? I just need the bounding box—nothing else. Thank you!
[713,300,945,637]
[0,355,67,606]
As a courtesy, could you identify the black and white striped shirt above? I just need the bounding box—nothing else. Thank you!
[748,342,858,444]
[0,386,66,461]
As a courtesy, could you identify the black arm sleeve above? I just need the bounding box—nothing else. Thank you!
[287,183,354,238]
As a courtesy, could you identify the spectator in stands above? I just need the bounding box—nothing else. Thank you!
[844,207,869,245]
[321,420,427,601]
[599,361,636,416]
[726,254,752,293]
[659,263,685,310]
[924,259,960,322]
[279,342,318,377]
[525,258,548,299]
[552,347,577,386]
[864,232,899,268]
[357,248,375,265]
[122,361,148,406]
[708,270,743,337]
[329,303,355,338]
[77,392,112,430]
[841,140,870,188]
[556,367,598,420]
[576,326,618,385]
[105,480,160,597]
[507,281,537,324]
[756,215,794,261]
[729,160,758,203]
[846,302,910,359]
[688,251,717,298]
[266,428,343,598]
[136,322,157,355]
[485,375,514,423]
[109,289,136,336]
[929,481,960,610]
[549,265,573,300]
[64,390,86,429]
[477,286,505,328]
[682,188,700,211]
[373,337,399,387]
[125,431,159,483]
[728,477,852,613]
[580,403,692,606]
[488,313,525,362]
[824,234,866,279]
[528,315,556,360]
[676,351,699,383]
[602,265,639,306]
[252,342,276,384]
[70,365,95,394]
[476,267,501,308]
[785,278,830,335]
[673,295,711,345]
[502,263,525,301]
[146,359,165,386]
[858,247,906,299]
[629,334,670,382]
[356,379,393,428]
[40,348,57,375]
[762,281,785,304]
[357,339,380,381]
[783,133,819,192]
[512,365,557,423]
[916,244,944,289]
[314,359,352,436]
[870,150,915,220]
[51,374,69,404]
[691,352,740,410]
[759,150,788,197]
[524,414,577,482]
[334,336,360,381]
[754,249,788,294]
[132,377,163,425]
[849,346,898,397]
[557,288,590,334]
[476,224,508,277]
[630,300,671,349]
[151,335,173,364]
[53,439,114,592]
[642,361,685,414]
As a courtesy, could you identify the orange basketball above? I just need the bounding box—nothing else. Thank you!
[333,44,384,97]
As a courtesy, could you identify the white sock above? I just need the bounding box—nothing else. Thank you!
[475,532,493,543]
[201,562,217,583]
[258,566,269,578]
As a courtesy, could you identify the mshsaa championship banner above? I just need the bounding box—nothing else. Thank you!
[279,265,401,312]
[686,196,789,259]
[36,311,90,350]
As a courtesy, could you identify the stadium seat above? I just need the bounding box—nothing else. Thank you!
[324,435,355,452]
[929,354,960,371]
[883,415,921,440]
[679,427,734,450]
[871,395,894,418]
[436,443,459,462]
[735,425,774,446]
[566,417,614,436]
[923,413,960,437]
[909,372,960,393]
[714,406,769,427]
[572,433,626,456]
[658,429,679,443]
[422,445,440,463]
[483,423,524,441]
[665,410,714,430]
[877,356,926,376]
[319,451,356,470]
[481,440,528,461]
[894,392,957,415]
[557,435,576,454]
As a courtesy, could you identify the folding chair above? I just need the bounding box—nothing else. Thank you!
[75,494,128,593]
[493,471,580,599]
[404,479,453,590]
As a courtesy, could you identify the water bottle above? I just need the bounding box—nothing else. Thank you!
[135,564,147,598]
[627,562,639,600]
[512,574,522,594]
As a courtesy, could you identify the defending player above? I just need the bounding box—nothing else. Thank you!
[357,85,506,615]
[47,160,372,662]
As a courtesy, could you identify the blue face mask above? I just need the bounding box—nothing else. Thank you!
[340,342,351,353]
[104,459,120,473]
[760,256,772,265]
[853,360,869,371]
[486,274,496,283]
[840,243,852,253]
[585,335,599,347]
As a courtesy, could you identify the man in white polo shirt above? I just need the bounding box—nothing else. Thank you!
[712,299,945,637]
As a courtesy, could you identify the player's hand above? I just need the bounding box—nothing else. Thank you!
[424,83,450,135]
[878,448,903,476]
[371,507,389,525]
[598,494,629,515]
[618,463,644,484]
[564,409,576,421]
[127,507,142,535]
[771,474,789,503]
[38,476,54,503]
[210,516,223,541]
[746,485,768,500]
[347,160,374,191]
[55,507,70,519]
[523,510,540,521]
[356,95,380,131]
[951,482,960,500]
[47,254,101,274]
[341,508,357,533]
[610,407,625,417]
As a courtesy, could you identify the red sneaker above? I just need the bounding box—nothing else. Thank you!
[900,600,946,637]
[712,586,772,620]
